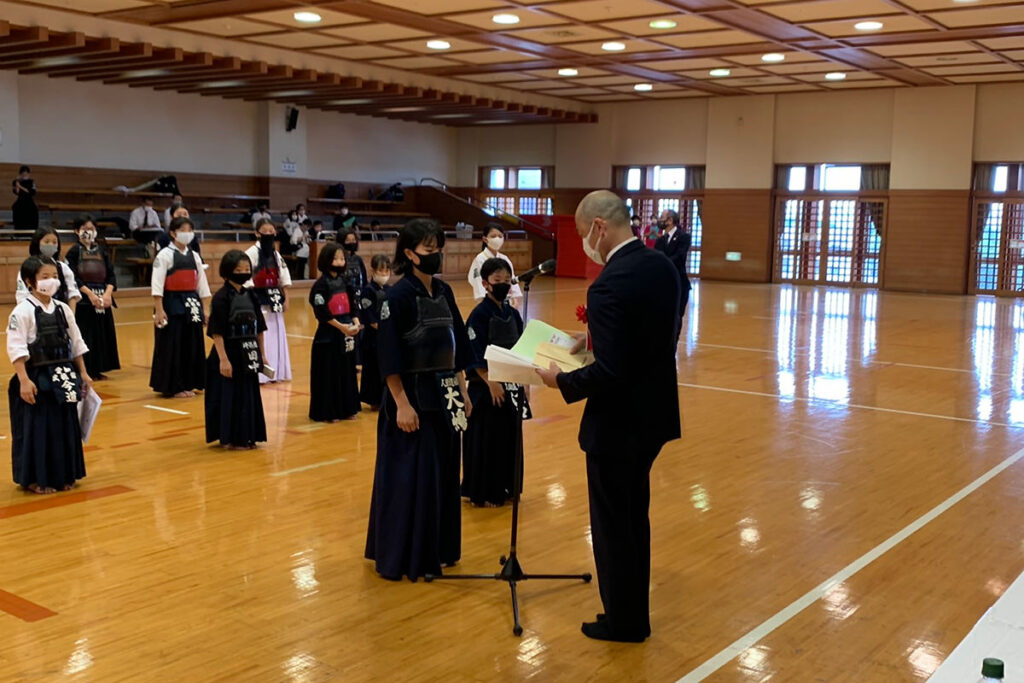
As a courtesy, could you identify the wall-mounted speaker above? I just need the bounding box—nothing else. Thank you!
[286,106,299,132]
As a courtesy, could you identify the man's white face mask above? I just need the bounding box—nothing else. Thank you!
[581,220,604,266]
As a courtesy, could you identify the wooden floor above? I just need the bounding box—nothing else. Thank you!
[2,277,1023,682]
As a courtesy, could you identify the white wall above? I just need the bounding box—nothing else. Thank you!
[0,71,20,164]
[305,108,457,185]
[706,95,776,189]
[16,73,262,175]
[974,83,1024,162]
[890,86,976,190]
[775,90,893,164]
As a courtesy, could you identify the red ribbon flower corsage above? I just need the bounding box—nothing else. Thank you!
[576,305,593,351]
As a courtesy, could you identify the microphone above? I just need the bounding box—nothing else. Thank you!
[514,259,556,284]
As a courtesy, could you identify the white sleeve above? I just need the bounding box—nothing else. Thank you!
[61,262,81,300]
[15,274,29,304]
[468,252,485,300]
[277,252,292,287]
[194,251,211,298]
[164,208,172,229]
[7,304,31,364]
[61,302,89,358]
[129,207,143,231]
[151,248,170,296]
[503,255,523,299]
[243,245,259,289]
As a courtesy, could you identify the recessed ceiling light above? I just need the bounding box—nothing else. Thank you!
[383,106,424,113]
[492,13,520,25]
[825,72,847,80]
[601,41,626,51]
[558,67,579,76]
[709,68,731,77]
[762,53,785,63]
[293,11,321,23]
[634,83,653,91]
[427,40,451,50]
[648,19,677,30]
[329,98,373,105]
[854,20,884,31]
[952,0,979,3]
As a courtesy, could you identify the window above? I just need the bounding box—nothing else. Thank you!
[488,168,506,190]
[626,168,642,192]
[653,166,686,192]
[788,167,807,192]
[517,168,542,190]
[822,165,862,192]
[994,165,1009,193]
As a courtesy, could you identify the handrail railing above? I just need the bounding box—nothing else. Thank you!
[418,178,555,241]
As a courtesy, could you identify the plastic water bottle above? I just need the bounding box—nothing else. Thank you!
[980,658,1004,682]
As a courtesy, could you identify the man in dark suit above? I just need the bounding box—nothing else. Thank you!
[654,209,692,343]
[537,190,681,643]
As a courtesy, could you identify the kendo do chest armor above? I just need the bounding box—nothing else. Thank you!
[77,249,107,286]
[165,249,198,292]
[251,249,284,312]
[488,311,519,350]
[28,305,73,367]
[402,293,456,374]
[326,276,351,317]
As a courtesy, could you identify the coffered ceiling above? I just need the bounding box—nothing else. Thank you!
[3,0,1024,124]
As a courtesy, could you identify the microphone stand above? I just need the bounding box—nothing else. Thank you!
[425,272,592,637]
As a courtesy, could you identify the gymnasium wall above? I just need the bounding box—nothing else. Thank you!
[455,82,1024,294]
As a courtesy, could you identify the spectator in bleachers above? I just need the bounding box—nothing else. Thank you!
[333,203,357,232]
[163,194,184,229]
[11,165,39,230]
[309,219,327,243]
[369,219,382,241]
[129,197,162,244]
[65,215,120,380]
[295,203,309,224]
[251,202,272,226]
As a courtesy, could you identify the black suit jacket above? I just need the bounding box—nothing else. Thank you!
[654,229,692,292]
[556,240,682,454]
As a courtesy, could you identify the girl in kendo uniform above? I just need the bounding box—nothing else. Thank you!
[308,242,363,422]
[65,214,120,379]
[358,254,392,409]
[150,217,211,398]
[244,218,292,384]
[365,219,474,582]
[7,257,92,494]
[204,250,268,450]
[462,257,530,508]
[15,227,81,313]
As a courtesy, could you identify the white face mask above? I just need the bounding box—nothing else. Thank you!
[582,221,605,266]
[374,274,390,287]
[40,243,59,258]
[81,229,96,244]
[35,278,60,297]
[175,231,195,246]
[486,236,504,252]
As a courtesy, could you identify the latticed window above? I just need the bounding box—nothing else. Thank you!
[971,164,1024,295]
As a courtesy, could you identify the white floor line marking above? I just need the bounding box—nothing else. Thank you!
[143,404,190,416]
[677,382,1022,429]
[115,320,158,327]
[693,342,1004,376]
[286,334,315,340]
[676,444,1024,682]
[270,457,348,476]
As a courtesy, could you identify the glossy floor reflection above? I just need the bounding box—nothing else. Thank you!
[1,278,1022,682]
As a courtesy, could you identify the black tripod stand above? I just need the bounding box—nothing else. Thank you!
[425,276,592,637]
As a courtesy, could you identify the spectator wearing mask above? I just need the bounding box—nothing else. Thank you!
[468,223,522,306]
[333,204,357,231]
[286,214,310,280]
[309,220,326,243]
[129,197,162,244]
[295,203,309,224]
[163,194,184,229]
[251,202,272,227]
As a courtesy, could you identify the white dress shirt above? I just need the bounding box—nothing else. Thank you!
[468,248,524,301]
[7,294,88,364]
[151,244,211,298]
[130,205,161,232]
[15,261,81,304]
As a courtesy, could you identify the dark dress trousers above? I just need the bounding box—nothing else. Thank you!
[556,238,682,639]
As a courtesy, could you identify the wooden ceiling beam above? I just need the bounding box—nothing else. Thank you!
[0,36,117,69]
[0,31,84,60]
[0,26,48,52]
[14,39,136,75]
[96,51,210,84]
[104,0,294,25]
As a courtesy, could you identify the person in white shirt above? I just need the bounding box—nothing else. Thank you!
[129,197,162,243]
[150,216,211,398]
[245,219,293,384]
[287,215,310,280]
[163,194,184,229]
[468,223,522,306]
[251,202,272,227]
[7,256,92,494]
[15,227,81,314]
[295,203,308,224]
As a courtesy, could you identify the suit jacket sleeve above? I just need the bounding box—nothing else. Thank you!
[555,282,628,404]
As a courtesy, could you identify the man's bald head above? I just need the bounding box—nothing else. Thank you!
[575,190,631,232]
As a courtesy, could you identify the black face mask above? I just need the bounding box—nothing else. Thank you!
[489,282,512,302]
[259,234,276,251]
[228,272,251,285]
[344,241,359,254]
[413,251,442,276]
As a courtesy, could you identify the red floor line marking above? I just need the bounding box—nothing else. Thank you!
[109,442,141,449]
[0,485,134,519]
[530,414,569,426]
[0,589,57,622]
[148,433,188,441]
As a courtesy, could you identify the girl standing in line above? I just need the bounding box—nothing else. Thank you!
[245,218,292,384]
[65,214,120,380]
